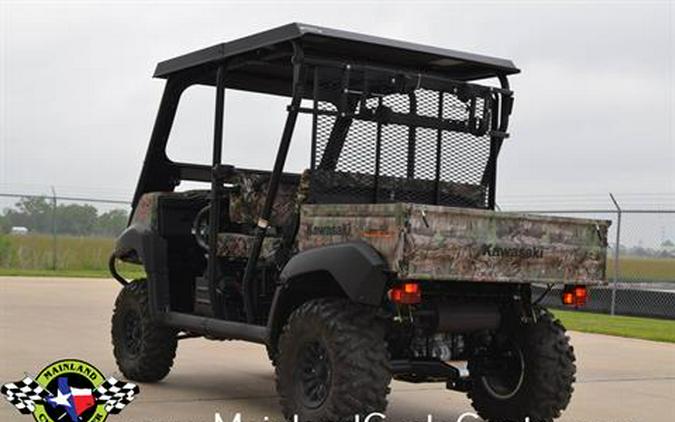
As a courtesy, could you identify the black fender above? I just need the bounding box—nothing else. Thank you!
[265,241,390,357]
[112,224,170,317]
[279,240,389,306]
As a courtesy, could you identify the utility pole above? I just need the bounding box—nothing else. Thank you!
[609,193,621,316]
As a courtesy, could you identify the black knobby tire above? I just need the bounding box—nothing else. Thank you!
[468,307,576,422]
[111,279,177,382]
[275,298,392,421]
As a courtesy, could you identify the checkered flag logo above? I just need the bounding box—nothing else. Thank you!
[1,376,51,414]
[93,377,140,414]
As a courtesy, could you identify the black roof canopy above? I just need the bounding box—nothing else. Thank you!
[154,23,519,95]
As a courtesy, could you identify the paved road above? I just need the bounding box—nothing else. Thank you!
[1,277,674,422]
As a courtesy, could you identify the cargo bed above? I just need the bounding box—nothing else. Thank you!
[298,203,610,285]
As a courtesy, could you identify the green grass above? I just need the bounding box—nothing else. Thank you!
[1,234,115,270]
[1,234,673,282]
[0,234,144,279]
[607,256,675,282]
[0,267,145,279]
[554,309,675,343]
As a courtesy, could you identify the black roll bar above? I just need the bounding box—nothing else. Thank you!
[239,42,306,323]
[207,64,228,319]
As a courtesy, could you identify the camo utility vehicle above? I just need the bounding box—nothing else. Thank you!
[109,24,609,422]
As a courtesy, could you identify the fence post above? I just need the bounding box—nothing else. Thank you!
[609,193,621,316]
[51,186,57,271]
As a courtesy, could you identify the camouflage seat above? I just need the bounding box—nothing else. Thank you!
[228,171,301,227]
[218,170,311,260]
[216,233,282,260]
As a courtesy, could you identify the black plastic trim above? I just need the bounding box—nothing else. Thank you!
[280,241,389,306]
[162,312,268,344]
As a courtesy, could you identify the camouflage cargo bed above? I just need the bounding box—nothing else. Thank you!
[298,203,610,285]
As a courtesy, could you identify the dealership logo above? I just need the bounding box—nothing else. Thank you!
[1,358,139,422]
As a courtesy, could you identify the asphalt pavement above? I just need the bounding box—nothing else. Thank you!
[1,277,673,422]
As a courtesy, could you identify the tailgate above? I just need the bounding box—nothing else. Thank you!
[404,204,610,285]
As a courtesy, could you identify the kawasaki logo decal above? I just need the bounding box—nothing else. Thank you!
[481,244,544,259]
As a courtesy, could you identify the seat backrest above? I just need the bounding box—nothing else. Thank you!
[228,170,303,228]
[307,170,486,208]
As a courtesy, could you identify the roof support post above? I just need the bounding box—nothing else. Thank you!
[131,77,189,209]
[207,64,227,319]
[486,95,500,209]
[484,74,513,209]
[241,43,306,324]
[317,65,357,171]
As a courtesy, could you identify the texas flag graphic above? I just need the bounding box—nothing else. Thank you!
[46,377,96,421]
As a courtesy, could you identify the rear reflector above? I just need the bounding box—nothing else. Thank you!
[388,282,422,305]
[562,285,588,307]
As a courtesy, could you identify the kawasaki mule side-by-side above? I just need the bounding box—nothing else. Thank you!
[108,23,609,422]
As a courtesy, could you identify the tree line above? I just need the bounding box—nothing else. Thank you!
[0,197,129,237]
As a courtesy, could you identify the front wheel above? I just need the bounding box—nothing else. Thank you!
[111,279,177,382]
[468,307,576,422]
[275,298,392,421]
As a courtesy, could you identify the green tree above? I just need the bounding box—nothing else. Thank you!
[1,198,130,237]
[55,204,98,236]
[96,209,129,236]
[4,196,53,232]
[0,214,9,234]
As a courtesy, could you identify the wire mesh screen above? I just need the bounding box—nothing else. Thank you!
[309,70,495,208]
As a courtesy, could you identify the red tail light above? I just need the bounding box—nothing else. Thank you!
[388,282,422,305]
[562,285,588,307]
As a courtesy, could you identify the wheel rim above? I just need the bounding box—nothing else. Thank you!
[123,310,143,357]
[294,340,332,409]
[480,342,525,400]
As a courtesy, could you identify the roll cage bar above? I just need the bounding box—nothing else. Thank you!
[131,25,517,323]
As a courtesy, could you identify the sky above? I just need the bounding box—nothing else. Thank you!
[1,1,673,222]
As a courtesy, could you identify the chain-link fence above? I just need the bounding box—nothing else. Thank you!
[0,191,132,275]
[1,191,674,318]
[516,208,675,319]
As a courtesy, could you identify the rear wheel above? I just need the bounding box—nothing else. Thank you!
[275,298,391,421]
[468,307,576,422]
[111,279,177,382]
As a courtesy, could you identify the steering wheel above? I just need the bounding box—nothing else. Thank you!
[191,205,211,251]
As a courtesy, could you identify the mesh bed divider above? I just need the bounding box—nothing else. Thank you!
[307,66,499,209]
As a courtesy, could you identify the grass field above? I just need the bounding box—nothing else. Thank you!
[2,233,672,282]
[0,267,146,279]
[554,309,675,343]
[607,256,675,282]
[0,234,144,279]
